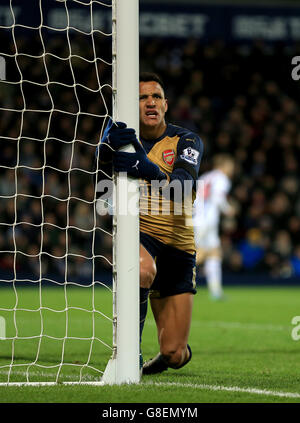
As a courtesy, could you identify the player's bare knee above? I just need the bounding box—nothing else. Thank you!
[140,260,156,289]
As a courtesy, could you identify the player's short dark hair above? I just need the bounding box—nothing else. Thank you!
[139,72,165,92]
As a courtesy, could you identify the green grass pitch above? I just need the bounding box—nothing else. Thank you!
[0,284,299,403]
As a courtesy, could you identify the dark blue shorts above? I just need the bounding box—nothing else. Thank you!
[140,232,197,299]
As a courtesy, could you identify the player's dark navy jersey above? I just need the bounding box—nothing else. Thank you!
[139,123,203,254]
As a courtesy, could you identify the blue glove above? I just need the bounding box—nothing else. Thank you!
[113,136,165,182]
[96,118,136,163]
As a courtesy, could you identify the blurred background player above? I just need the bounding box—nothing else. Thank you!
[193,154,235,300]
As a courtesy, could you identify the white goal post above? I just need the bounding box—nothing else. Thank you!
[102,0,140,385]
[0,0,140,386]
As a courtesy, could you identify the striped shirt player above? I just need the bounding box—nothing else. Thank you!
[193,154,235,300]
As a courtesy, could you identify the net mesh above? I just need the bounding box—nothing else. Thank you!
[0,0,114,383]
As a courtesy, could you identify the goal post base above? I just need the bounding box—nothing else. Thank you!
[101,358,116,385]
[101,358,141,385]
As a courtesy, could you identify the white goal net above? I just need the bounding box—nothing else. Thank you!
[0,0,139,385]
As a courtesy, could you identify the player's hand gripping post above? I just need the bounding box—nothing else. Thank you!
[97,118,137,164]
[112,123,166,182]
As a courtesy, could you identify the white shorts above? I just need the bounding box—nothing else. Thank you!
[194,225,220,250]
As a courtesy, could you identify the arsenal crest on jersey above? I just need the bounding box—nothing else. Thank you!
[162,149,175,166]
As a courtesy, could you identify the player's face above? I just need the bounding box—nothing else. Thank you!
[139,81,168,129]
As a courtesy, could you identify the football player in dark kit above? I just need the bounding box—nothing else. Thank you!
[97,72,203,374]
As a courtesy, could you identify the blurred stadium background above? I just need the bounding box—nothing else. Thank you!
[1,0,300,290]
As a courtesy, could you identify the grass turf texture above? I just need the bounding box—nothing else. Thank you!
[0,285,299,403]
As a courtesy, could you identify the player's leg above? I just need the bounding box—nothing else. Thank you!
[152,293,193,367]
[140,243,156,288]
[201,227,225,300]
[143,293,193,374]
[139,243,156,369]
[139,243,156,342]
[141,238,196,374]
[204,248,223,300]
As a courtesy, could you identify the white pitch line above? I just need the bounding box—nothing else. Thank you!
[0,372,299,400]
[0,379,299,400]
[145,381,300,399]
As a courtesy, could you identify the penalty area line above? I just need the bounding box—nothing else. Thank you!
[144,381,300,399]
